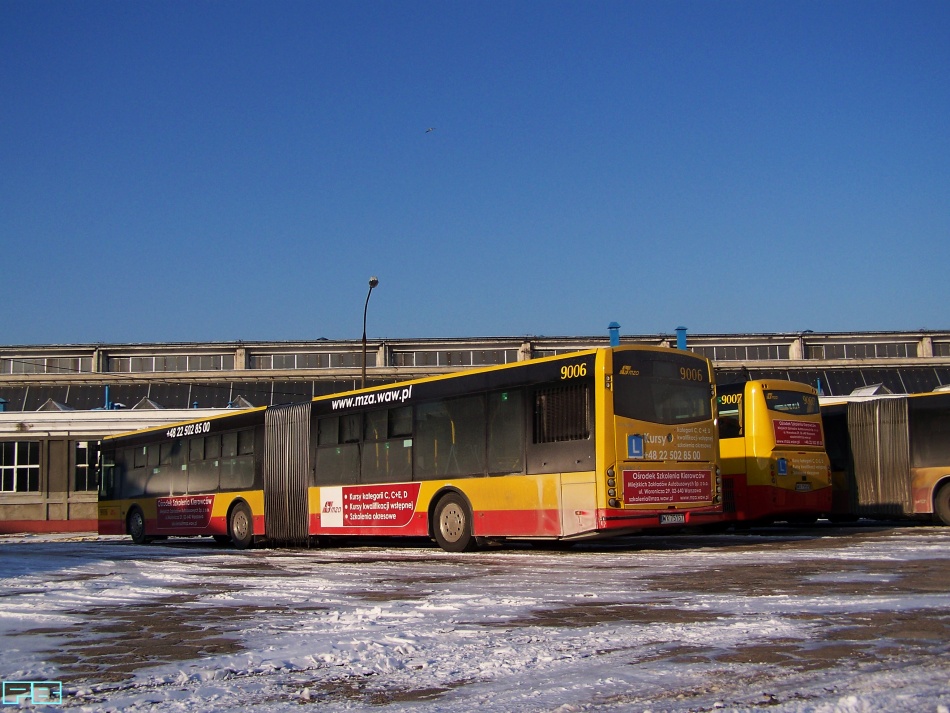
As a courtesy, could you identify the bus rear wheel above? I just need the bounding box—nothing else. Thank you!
[433,493,476,552]
[229,502,255,549]
[934,483,950,526]
[128,507,148,545]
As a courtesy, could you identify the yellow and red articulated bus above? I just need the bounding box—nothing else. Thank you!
[821,391,950,526]
[712,380,832,525]
[98,345,721,551]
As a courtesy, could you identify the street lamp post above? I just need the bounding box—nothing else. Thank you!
[361,276,379,389]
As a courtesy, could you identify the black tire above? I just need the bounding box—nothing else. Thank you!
[127,507,149,545]
[934,482,950,526]
[432,493,476,552]
[228,502,255,549]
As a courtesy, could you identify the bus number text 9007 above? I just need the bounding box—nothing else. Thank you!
[166,421,212,439]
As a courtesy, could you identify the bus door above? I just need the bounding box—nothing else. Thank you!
[264,402,312,545]
[716,384,747,516]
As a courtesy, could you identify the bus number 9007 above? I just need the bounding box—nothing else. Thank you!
[561,363,588,380]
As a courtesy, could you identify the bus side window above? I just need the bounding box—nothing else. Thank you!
[122,447,147,498]
[414,396,486,480]
[315,416,359,485]
[718,414,742,439]
[318,417,340,446]
[362,407,413,484]
[341,414,361,443]
[222,432,238,458]
[488,390,524,475]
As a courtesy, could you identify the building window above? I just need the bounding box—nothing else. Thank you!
[250,355,272,370]
[10,358,44,374]
[935,342,950,358]
[809,344,847,360]
[0,441,40,492]
[107,357,132,372]
[250,352,369,369]
[108,354,233,372]
[272,354,296,370]
[74,441,99,492]
[157,355,188,372]
[297,353,330,369]
[46,357,91,375]
[190,354,232,371]
[131,356,154,372]
[472,349,517,365]
[743,344,790,360]
[878,343,914,358]
[809,343,914,360]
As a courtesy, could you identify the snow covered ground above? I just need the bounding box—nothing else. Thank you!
[1,524,949,712]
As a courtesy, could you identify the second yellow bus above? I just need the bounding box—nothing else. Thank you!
[714,380,832,524]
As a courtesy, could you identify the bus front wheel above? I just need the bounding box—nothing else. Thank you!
[128,507,148,545]
[229,502,255,549]
[433,493,476,552]
[934,483,950,526]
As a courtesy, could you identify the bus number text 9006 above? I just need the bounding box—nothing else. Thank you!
[166,421,212,439]
[560,363,588,380]
[679,367,706,382]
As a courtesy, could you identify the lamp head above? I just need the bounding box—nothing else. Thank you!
[369,276,379,289]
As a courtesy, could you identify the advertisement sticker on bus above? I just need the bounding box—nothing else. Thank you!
[773,420,823,447]
[622,470,712,504]
[156,495,215,529]
[320,484,421,528]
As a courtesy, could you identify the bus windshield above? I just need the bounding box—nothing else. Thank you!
[765,390,819,416]
[613,351,712,425]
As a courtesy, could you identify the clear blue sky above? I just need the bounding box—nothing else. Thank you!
[2,1,948,346]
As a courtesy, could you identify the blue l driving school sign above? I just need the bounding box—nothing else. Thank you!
[627,434,644,459]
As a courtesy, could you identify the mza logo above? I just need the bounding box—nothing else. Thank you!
[2,681,63,706]
[322,501,342,514]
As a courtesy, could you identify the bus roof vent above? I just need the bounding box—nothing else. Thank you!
[850,383,894,396]
[132,397,166,410]
[36,399,75,411]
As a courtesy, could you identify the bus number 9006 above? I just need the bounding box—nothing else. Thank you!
[680,367,705,382]
[561,363,588,380]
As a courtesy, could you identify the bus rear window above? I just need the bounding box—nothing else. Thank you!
[765,390,819,416]
[613,352,712,425]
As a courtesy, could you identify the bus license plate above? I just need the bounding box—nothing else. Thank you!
[660,513,686,525]
[795,482,812,492]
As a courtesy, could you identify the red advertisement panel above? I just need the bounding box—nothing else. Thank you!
[773,419,823,447]
[622,470,711,505]
[321,484,421,528]
[156,495,214,529]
